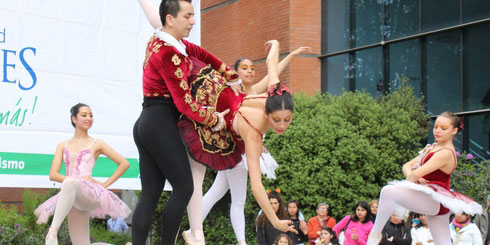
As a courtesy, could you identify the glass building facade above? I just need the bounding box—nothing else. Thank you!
[321,0,490,160]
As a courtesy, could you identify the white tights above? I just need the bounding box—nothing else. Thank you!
[50,177,97,245]
[372,185,452,245]
[187,157,207,240]
[202,167,248,242]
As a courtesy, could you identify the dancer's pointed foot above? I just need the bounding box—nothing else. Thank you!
[237,240,247,245]
[182,229,205,245]
[45,226,59,245]
[367,230,382,245]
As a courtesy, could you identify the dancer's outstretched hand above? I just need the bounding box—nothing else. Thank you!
[264,40,279,52]
[273,219,297,233]
[291,46,313,56]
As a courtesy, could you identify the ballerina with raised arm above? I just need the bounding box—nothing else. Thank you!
[175,39,296,244]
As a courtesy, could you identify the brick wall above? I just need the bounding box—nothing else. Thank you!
[0,188,49,212]
[201,0,321,95]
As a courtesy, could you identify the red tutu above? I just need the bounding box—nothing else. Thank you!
[177,58,246,170]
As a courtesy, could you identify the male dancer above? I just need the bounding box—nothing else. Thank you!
[132,0,241,244]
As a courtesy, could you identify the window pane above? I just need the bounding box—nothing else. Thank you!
[463,0,490,23]
[354,47,383,96]
[351,0,382,48]
[422,0,459,32]
[325,54,349,96]
[466,23,490,111]
[389,39,420,95]
[425,31,461,115]
[384,0,419,40]
[325,0,349,53]
[468,114,490,161]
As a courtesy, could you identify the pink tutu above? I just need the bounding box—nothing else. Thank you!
[35,141,131,224]
[34,177,131,224]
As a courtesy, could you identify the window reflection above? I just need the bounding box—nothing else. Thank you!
[425,31,461,115]
[389,39,420,95]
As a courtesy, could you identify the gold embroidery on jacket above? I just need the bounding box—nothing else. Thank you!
[180,80,188,90]
[175,68,184,78]
[184,93,192,104]
[190,103,199,112]
[172,54,181,66]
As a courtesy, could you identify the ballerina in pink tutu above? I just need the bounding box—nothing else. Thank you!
[367,111,482,245]
[35,103,131,245]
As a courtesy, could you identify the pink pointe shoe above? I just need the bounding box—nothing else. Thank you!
[367,230,382,245]
[45,226,59,245]
[182,230,205,245]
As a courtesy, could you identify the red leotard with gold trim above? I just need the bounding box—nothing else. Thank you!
[177,57,265,170]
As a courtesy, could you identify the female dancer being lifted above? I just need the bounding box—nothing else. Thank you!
[178,39,296,244]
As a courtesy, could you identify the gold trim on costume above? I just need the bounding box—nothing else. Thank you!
[175,68,184,78]
[199,109,206,118]
[171,54,181,66]
[184,93,192,104]
[153,43,162,53]
[218,63,226,73]
[190,103,199,112]
[180,80,188,90]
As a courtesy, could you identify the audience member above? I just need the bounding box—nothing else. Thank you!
[474,194,490,245]
[449,212,483,244]
[287,200,308,244]
[333,201,373,245]
[308,202,337,245]
[410,213,433,245]
[380,213,411,244]
[107,216,129,233]
[256,191,289,245]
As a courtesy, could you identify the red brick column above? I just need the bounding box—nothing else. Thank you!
[200,0,321,95]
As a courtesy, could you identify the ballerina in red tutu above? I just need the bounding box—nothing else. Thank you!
[367,111,482,245]
[35,103,131,245]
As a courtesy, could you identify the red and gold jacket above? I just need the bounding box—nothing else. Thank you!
[142,34,238,127]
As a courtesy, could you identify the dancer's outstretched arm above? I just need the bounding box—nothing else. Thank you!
[264,40,280,87]
[242,128,293,233]
[138,0,162,29]
[252,46,312,94]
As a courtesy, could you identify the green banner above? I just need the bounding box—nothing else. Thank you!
[0,152,139,178]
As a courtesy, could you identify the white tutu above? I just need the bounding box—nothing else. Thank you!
[388,180,482,216]
[237,150,278,179]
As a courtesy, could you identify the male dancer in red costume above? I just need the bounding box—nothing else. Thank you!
[132,0,241,244]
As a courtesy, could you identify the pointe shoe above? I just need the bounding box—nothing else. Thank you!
[182,230,205,245]
[367,231,382,245]
[45,226,59,245]
[237,240,247,245]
